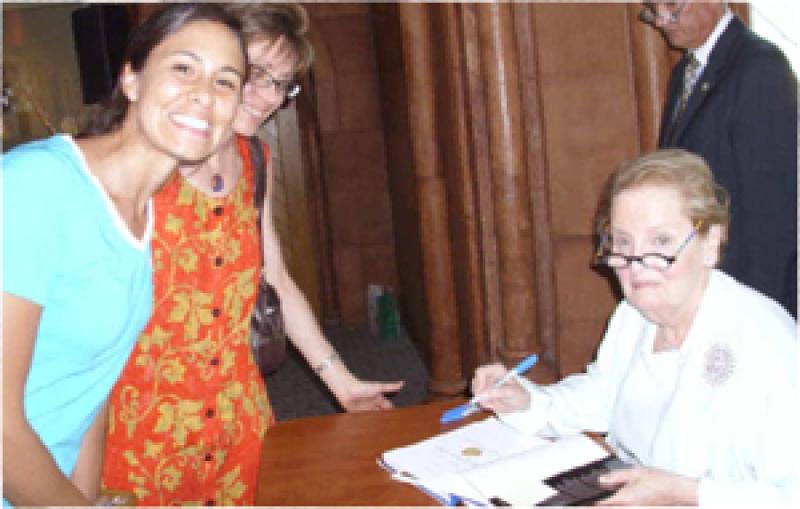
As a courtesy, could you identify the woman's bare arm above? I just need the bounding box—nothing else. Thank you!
[3,292,90,506]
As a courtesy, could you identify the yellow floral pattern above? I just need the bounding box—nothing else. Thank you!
[102,137,275,506]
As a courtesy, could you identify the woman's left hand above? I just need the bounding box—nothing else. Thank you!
[595,465,698,506]
[332,377,405,412]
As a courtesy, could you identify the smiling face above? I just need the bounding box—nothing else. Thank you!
[648,0,725,49]
[121,20,246,163]
[610,184,721,324]
[232,36,299,136]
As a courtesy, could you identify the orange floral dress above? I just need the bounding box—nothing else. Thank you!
[102,137,275,506]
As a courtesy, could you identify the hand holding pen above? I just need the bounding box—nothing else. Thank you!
[441,354,538,424]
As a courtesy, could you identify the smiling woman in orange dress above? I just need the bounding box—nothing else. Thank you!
[100,4,404,506]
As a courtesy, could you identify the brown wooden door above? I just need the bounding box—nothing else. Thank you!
[258,103,325,320]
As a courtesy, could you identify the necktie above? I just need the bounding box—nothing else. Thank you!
[678,53,700,115]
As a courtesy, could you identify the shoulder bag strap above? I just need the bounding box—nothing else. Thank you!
[247,136,268,272]
[247,135,267,213]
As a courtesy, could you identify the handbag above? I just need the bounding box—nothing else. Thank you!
[248,136,288,376]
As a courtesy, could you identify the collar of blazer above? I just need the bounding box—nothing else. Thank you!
[666,16,746,144]
[694,15,747,89]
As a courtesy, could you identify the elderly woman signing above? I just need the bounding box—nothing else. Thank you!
[472,149,797,506]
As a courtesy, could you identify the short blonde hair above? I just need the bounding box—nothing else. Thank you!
[595,149,730,249]
[224,3,314,75]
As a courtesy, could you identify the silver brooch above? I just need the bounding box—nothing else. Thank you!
[703,343,736,387]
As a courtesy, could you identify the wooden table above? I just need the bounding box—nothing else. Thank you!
[255,399,479,506]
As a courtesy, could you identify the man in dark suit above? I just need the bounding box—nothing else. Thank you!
[644,0,797,317]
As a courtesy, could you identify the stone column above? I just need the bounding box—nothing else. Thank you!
[398,3,465,397]
[628,3,677,151]
[477,2,543,366]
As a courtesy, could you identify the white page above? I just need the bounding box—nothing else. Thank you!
[381,417,549,480]
[460,434,610,506]
[417,472,488,505]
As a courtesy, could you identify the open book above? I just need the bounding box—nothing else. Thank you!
[379,417,624,506]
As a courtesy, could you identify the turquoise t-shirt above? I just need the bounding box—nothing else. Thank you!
[2,135,153,502]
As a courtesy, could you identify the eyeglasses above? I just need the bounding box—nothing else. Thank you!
[249,64,301,100]
[596,220,703,271]
[639,1,688,25]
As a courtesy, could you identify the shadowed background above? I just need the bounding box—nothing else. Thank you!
[265,325,429,421]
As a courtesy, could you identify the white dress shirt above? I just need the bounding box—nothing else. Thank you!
[690,7,734,76]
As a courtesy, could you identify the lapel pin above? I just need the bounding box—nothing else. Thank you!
[701,82,710,92]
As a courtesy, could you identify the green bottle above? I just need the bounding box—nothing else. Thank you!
[377,287,399,340]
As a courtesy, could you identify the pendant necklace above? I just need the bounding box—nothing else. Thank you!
[211,173,224,193]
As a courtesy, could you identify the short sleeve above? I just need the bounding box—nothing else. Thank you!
[2,145,63,305]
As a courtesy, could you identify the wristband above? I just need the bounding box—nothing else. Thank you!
[313,352,341,375]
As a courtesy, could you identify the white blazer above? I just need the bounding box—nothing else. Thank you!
[500,270,798,506]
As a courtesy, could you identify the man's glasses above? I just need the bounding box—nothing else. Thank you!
[639,0,688,25]
[596,220,703,271]
[249,65,301,100]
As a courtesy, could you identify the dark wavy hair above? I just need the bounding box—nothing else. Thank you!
[79,3,246,137]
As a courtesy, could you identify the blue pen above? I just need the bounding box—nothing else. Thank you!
[440,353,539,424]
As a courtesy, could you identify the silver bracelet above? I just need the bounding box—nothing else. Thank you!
[313,352,341,375]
